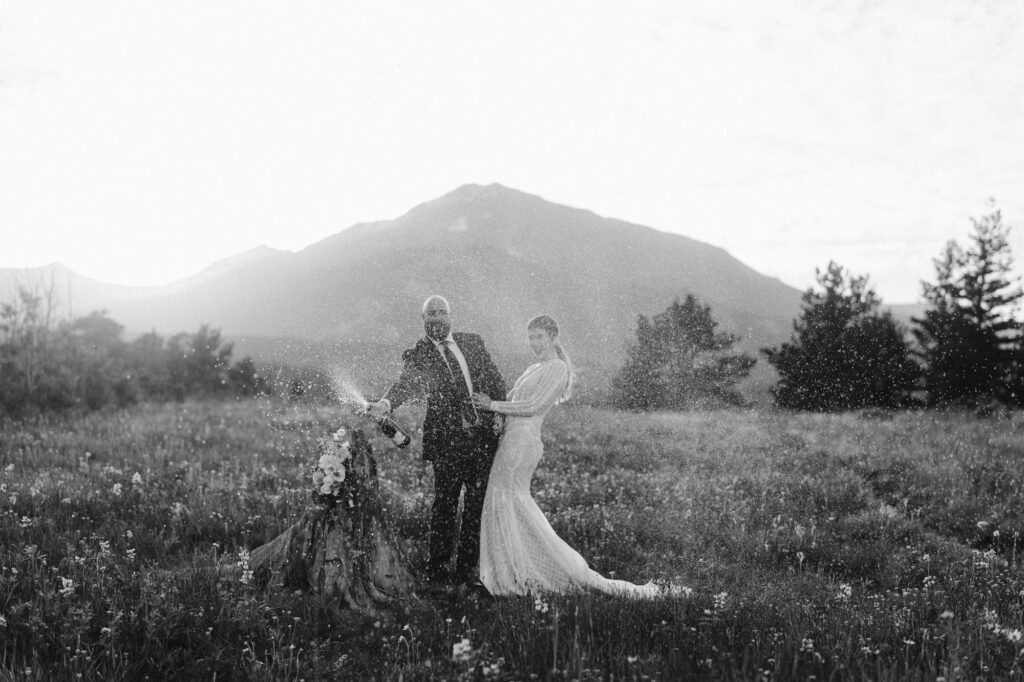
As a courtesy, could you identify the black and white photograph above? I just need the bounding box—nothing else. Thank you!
[2,1,1023,679]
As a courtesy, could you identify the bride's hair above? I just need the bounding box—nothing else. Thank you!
[527,315,575,403]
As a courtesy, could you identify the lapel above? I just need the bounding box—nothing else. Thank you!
[418,337,448,381]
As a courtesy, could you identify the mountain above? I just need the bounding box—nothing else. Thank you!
[2,184,807,385]
[0,262,154,320]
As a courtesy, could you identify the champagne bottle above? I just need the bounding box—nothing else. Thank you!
[364,409,411,449]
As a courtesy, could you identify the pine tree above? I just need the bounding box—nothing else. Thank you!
[913,206,1022,406]
[763,262,919,411]
[612,295,756,409]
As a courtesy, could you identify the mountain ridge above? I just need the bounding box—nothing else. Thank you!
[3,184,847,377]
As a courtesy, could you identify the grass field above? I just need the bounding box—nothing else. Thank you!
[1,398,1023,680]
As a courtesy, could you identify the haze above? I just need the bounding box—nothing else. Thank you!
[1,1,1022,304]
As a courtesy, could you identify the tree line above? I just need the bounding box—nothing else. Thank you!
[4,205,1020,417]
[0,287,267,417]
[610,205,1024,412]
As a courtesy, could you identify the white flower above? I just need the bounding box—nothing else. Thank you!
[0,615,6,628]
[534,597,549,614]
[452,637,473,661]
[237,548,254,585]
[837,583,852,601]
[131,472,143,486]
[939,610,954,620]
[1005,629,1023,643]
[60,577,75,596]
[111,483,122,497]
[800,638,814,653]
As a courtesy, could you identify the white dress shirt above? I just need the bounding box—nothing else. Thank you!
[432,333,474,396]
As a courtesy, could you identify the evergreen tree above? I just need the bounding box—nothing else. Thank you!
[913,206,1022,406]
[763,262,919,411]
[612,295,756,409]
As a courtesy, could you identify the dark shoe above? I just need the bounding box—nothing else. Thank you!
[423,568,449,584]
[459,578,492,601]
[419,568,454,597]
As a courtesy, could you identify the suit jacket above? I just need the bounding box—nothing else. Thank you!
[384,332,507,462]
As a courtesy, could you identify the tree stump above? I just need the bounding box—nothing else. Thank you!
[248,425,416,610]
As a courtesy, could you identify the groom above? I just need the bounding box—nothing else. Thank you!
[370,295,506,588]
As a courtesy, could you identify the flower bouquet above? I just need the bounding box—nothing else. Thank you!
[311,427,354,507]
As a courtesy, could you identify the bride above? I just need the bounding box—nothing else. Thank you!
[470,315,663,598]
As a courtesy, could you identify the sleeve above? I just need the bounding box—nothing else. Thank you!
[383,347,427,411]
[473,335,507,400]
[488,360,567,417]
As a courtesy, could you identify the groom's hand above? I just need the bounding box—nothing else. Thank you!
[367,399,391,419]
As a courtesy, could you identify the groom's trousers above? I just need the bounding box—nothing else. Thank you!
[429,425,495,582]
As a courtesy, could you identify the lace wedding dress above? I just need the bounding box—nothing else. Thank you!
[479,358,662,598]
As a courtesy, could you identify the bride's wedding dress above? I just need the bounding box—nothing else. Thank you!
[479,358,662,598]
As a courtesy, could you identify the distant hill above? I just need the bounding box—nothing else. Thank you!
[3,184,816,394]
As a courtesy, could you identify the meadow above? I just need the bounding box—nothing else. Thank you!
[1,398,1023,680]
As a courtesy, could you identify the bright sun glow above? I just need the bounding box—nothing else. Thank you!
[1,1,1022,302]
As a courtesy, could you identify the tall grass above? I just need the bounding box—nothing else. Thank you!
[1,400,1023,679]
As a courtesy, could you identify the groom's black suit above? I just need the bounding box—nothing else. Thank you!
[384,331,506,582]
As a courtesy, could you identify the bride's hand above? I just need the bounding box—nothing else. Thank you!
[470,392,492,410]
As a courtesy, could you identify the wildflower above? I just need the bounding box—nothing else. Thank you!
[61,498,71,505]
[452,637,473,662]
[111,483,122,497]
[534,597,549,614]
[131,472,143,486]
[939,610,954,620]
[237,548,254,585]
[0,615,6,628]
[976,521,990,531]
[18,516,33,529]
[837,583,852,601]
[99,541,111,557]
[60,577,75,596]
[713,592,728,610]
[800,638,814,653]
[1005,629,1023,644]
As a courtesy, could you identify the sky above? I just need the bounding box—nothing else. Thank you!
[1,1,1022,304]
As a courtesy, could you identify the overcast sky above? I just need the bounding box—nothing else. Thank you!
[2,1,1022,304]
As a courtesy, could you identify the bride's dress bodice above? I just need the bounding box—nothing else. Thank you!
[486,358,568,493]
